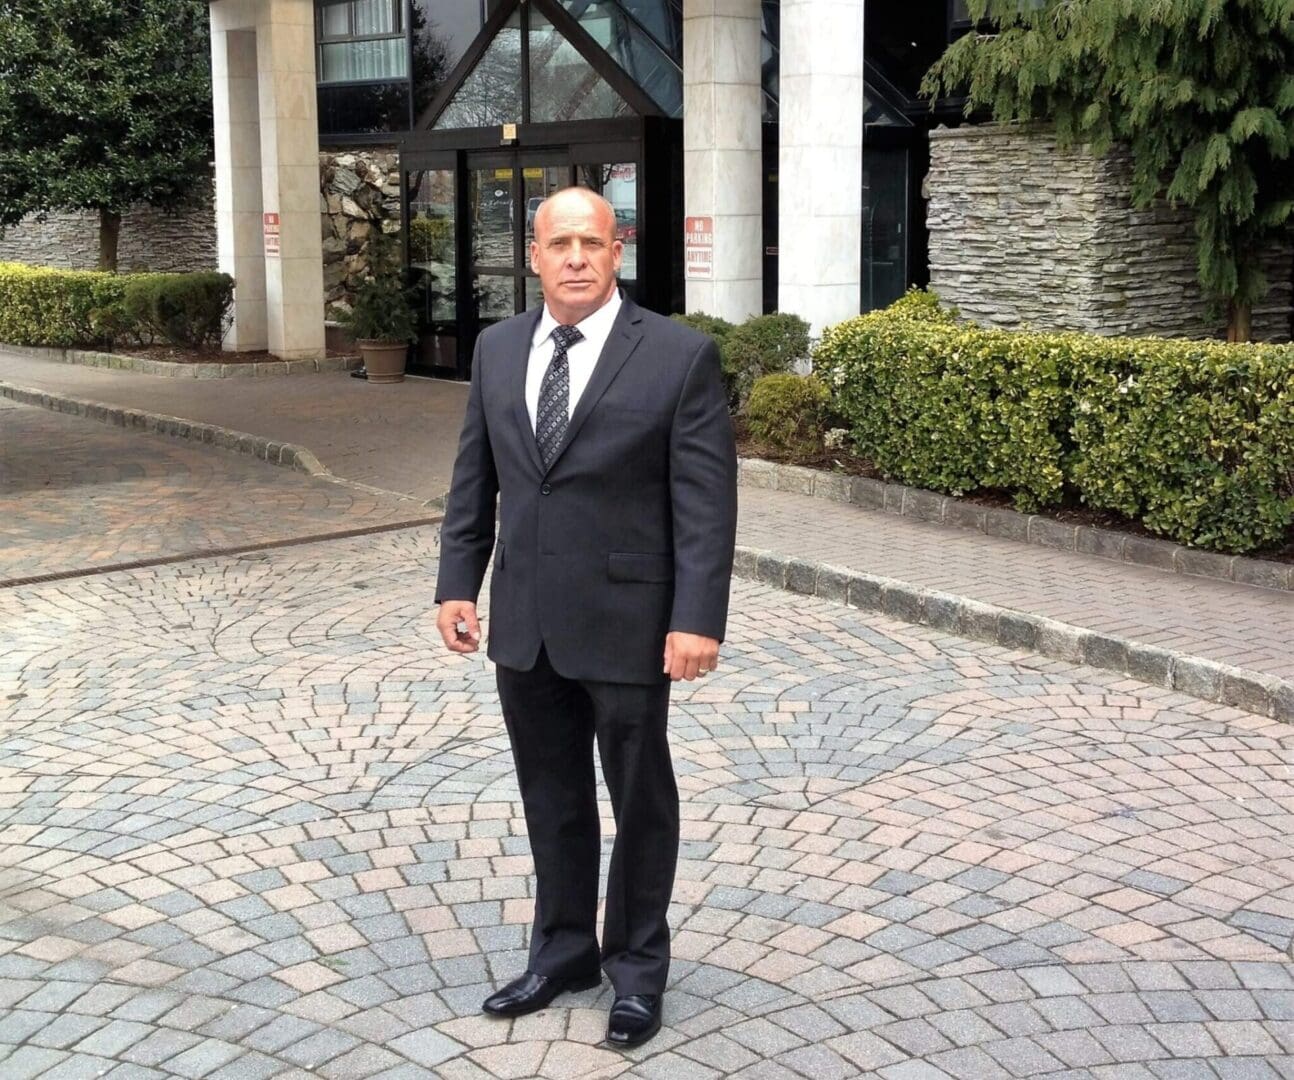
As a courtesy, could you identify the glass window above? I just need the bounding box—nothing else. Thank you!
[530,11,634,123]
[861,148,909,312]
[434,13,522,129]
[411,0,476,119]
[559,1,682,116]
[576,162,637,282]
[408,168,457,324]
[317,0,407,83]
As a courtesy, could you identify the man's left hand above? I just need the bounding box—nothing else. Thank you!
[663,632,720,682]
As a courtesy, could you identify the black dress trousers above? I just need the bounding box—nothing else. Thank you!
[495,647,677,997]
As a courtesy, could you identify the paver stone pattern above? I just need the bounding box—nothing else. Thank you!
[2,527,1293,1079]
[0,400,425,583]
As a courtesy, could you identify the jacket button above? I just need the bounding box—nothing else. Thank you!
[540,483,551,495]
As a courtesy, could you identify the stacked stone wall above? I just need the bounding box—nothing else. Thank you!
[0,149,403,316]
[927,124,1293,342]
[0,181,217,273]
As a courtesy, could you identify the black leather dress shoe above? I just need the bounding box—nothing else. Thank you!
[481,970,601,1017]
[606,994,662,1048]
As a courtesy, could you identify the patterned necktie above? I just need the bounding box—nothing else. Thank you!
[535,324,583,468]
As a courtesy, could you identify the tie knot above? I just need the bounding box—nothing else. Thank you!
[551,324,583,351]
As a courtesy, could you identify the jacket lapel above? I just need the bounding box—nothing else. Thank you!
[509,307,546,476]
[543,297,645,475]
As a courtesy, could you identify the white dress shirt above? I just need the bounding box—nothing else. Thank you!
[526,290,623,431]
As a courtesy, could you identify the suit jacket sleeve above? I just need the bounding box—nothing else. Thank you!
[668,337,738,640]
[434,337,498,604]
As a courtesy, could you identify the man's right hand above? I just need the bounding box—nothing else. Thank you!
[436,601,482,653]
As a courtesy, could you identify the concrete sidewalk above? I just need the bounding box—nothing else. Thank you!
[2,346,1289,707]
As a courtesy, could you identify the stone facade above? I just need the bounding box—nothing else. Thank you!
[319,149,402,317]
[0,149,402,317]
[927,123,1294,342]
[0,182,217,273]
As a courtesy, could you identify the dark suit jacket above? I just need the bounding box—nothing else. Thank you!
[435,295,738,685]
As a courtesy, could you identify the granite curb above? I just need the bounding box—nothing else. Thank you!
[735,545,1293,722]
[738,457,1294,592]
[1,379,327,474]
[1,341,361,378]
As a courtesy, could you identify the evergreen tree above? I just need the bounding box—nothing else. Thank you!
[923,0,1294,340]
[0,0,213,271]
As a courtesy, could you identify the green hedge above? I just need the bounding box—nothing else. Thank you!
[0,263,233,349]
[0,263,125,347]
[814,291,1294,553]
[119,272,234,348]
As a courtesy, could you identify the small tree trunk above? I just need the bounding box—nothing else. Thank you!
[98,209,121,272]
[1227,299,1253,343]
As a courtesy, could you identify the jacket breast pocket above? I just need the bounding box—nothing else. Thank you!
[607,552,674,584]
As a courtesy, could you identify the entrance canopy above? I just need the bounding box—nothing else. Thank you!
[398,0,680,379]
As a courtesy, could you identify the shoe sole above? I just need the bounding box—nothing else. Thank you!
[482,973,602,1017]
[606,1016,662,1049]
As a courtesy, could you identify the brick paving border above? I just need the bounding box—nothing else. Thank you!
[1,341,361,379]
[739,459,1294,592]
[734,546,1294,722]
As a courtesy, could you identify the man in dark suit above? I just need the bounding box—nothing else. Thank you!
[434,186,737,1048]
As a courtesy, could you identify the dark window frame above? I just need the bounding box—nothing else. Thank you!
[316,0,408,85]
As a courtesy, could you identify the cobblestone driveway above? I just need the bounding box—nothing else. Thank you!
[2,527,1292,1079]
[0,400,427,584]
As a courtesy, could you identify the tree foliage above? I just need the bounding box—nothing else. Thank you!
[923,0,1294,337]
[0,0,213,269]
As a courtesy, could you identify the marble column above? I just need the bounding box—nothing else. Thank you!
[778,0,864,336]
[256,0,325,360]
[682,0,763,322]
[210,0,325,360]
[211,21,267,351]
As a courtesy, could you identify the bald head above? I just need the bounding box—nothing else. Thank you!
[532,186,615,241]
[529,185,624,325]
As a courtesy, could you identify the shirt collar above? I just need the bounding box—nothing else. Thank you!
[533,288,623,347]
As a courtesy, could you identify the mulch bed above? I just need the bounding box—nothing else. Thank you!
[735,425,1294,567]
[115,345,358,365]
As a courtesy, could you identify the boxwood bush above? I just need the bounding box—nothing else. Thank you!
[814,291,1294,554]
[0,264,233,349]
[120,272,234,348]
[0,263,125,347]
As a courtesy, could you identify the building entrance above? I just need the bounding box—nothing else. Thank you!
[402,124,675,380]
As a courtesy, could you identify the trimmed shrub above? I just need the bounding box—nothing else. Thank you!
[121,272,234,348]
[0,262,125,347]
[815,312,1069,512]
[722,312,811,409]
[0,264,234,349]
[1070,339,1294,552]
[814,294,1294,553]
[670,311,735,345]
[747,373,831,454]
[884,286,959,324]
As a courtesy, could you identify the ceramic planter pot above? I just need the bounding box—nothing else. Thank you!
[358,340,408,383]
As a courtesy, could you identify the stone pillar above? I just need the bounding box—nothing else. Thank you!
[778,0,864,335]
[210,0,325,360]
[682,0,763,322]
[211,24,267,350]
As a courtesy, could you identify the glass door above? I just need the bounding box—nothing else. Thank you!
[467,151,521,328]
[402,135,650,379]
[405,156,458,371]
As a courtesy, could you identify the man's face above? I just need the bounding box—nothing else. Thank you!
[529,190,623,325]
